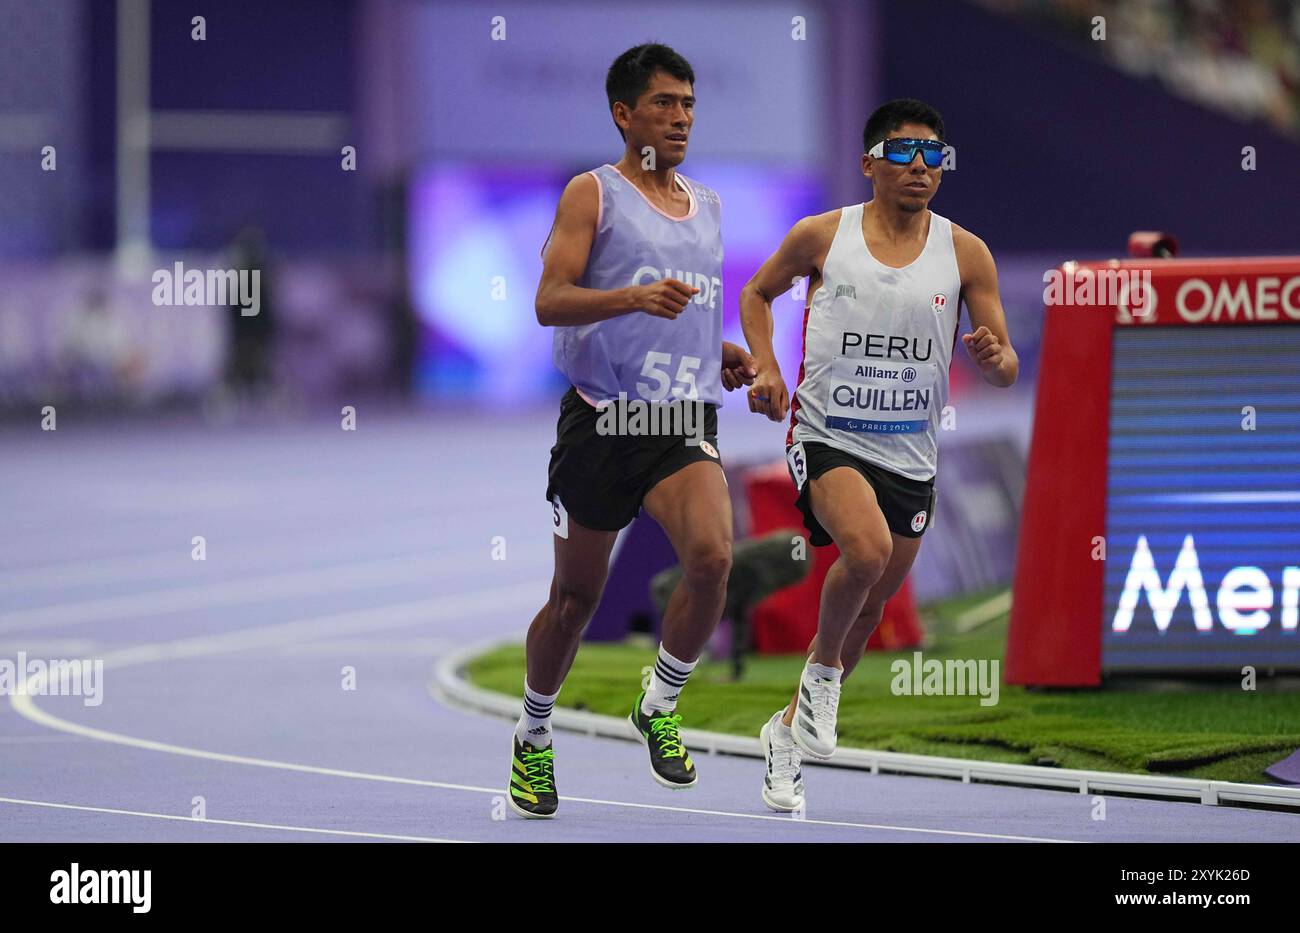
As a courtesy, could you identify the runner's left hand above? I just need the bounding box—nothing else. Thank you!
[961,326,1005,373]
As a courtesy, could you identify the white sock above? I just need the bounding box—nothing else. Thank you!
[805,660,842,683]
[515,681,559,748]
[773,712,794,740]
[642,644,697,715]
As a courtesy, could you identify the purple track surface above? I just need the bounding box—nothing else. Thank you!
[1,405,1296,843]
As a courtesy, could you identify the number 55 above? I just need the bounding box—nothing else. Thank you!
[637,351,701,401]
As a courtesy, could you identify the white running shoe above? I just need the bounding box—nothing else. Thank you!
[760,710,804,812]
[790,661,841,759]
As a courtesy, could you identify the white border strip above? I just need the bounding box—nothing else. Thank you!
[434,640,1300,812]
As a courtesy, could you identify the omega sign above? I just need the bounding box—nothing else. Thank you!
[1175,276,1300,322]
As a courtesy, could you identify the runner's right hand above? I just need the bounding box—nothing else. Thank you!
[747,366,789,422]
[635,278,699,319]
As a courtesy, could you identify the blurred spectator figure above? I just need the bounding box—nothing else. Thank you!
[60,284,144,403]
[224,225,276,398]
[377,181,418,400]
[387,266,418,399]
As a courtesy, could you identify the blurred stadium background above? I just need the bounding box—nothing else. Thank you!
[7,0,1299,602]
[3,0,1300,836]
[5,0,1298,417]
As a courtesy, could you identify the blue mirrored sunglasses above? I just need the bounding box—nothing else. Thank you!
[868,137,947,168]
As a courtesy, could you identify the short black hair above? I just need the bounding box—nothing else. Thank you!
[863,99,945,153]
[606,43,695,140]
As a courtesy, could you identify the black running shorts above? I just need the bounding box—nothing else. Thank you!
[786,439,935,545]
[546,386,722,534]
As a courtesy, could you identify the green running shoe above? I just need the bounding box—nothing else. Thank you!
[629,691,697,789]
[508,735,558,819]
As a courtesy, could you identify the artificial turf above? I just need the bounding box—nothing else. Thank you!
[466,589,1300,785]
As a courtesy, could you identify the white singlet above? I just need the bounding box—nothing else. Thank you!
[787,203,962,482]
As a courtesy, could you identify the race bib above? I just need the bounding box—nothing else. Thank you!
[824,357,935,434]
[786,441,809,491]
[551,494,569,539]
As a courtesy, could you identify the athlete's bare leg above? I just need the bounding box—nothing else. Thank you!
[523,519,619,695]
[839,533,924,681]
[642,459,733,662]
[808,467,892,667]
[778,481,919,727]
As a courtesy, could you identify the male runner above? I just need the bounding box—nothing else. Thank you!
[509,43,756,819]
[737,99,1017,812]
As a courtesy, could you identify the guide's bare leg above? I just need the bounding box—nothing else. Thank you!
[524,520,619,695]
[642,460,733,661]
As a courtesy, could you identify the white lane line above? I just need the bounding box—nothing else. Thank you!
[9,582,1083,843]
[0,552,546,635]
[0,639,102,655]
[10,702,1075,841]
[555,795,1076,842]
[64,583,545,667]
[0,796,469,843]
[0,493,536,573]
[953,589,1012,634]
[269,637,453,657]
[0,510,526,593]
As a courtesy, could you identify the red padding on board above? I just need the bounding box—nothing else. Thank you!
[744,461,922,654]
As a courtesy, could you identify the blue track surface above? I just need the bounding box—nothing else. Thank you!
[1,407,1296,842]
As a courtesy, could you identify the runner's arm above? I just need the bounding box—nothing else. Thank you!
[737,215,829,420]
[738,215,826,371]
[955,231,1018,388]
[535,174,697,327]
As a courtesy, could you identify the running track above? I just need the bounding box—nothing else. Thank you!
[1,404,1295,843]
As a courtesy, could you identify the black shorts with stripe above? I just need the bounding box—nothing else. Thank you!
[546,386,722,533]
[786,440,935,546]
